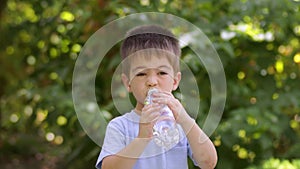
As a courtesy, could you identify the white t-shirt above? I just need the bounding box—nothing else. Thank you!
[96,110,197,169]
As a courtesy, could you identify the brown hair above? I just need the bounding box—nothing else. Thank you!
[120,25,181,76]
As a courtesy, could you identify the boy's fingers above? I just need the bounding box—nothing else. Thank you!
[152,96,183,118]
[142,103,162,114]
[140,104,162,124]
[153,97,176,107]
[152,91,172,99]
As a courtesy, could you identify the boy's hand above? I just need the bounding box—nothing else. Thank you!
[151,91,193,126]
[138,103,161,139]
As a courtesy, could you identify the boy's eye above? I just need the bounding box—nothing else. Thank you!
[136,72,146,76]
[158,71,168,75]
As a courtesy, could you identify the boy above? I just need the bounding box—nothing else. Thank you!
[96,25,217,169]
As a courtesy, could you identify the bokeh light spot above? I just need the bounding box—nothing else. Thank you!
[237,71,246,80]
[45,132,55,142]
[293,53,300,63]
[10,114,19,123]
[60,11,75,22]
[57,115,68,126]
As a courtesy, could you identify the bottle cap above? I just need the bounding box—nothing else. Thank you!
[144,88,158,105]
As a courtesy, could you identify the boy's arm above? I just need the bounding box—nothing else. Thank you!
[178,113,218,169]
[102,104,161,169]
[152,91,218,169]
[101,137,150,169]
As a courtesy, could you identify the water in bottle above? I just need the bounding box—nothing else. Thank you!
[144,88,180,149]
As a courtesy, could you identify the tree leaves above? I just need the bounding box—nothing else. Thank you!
[0,0,300,168]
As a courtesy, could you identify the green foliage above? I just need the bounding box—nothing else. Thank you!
[0,0,300,168]
[247,158,300,169]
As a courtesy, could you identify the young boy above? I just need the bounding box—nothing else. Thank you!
[96,25,217,169]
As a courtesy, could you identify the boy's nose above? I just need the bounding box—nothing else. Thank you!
[146,74,158,87]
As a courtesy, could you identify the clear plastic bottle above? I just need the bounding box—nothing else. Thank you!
[144,88,180,149]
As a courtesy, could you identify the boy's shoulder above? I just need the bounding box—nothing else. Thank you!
[108,110,140,127]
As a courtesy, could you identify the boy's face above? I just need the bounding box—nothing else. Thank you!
[122,54,181,111]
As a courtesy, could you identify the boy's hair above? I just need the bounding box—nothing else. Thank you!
[121,25,181,76]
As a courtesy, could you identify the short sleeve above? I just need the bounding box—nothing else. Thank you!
[95,119,126,168]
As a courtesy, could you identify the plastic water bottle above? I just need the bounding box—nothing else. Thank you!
[144,88,180,149]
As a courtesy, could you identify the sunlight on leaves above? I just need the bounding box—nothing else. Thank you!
[35,109,48,125]
[237,71,246,80]
[45,132,55,142]
[247,116,258,126]
[237,148,248,159]
[57,115,68,126]
[54,135,64,145]
[60,11,75,22]
[294,53,300,64]
[10,113,19,123]
[275,60,284,73]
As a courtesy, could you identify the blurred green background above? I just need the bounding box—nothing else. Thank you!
[1,0,300,168]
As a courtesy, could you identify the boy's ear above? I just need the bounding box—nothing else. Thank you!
[121,73,131,92]
[172,72,181,91]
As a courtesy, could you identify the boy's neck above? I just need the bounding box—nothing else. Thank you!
[134,108,141,115]
[134,104,144,115]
